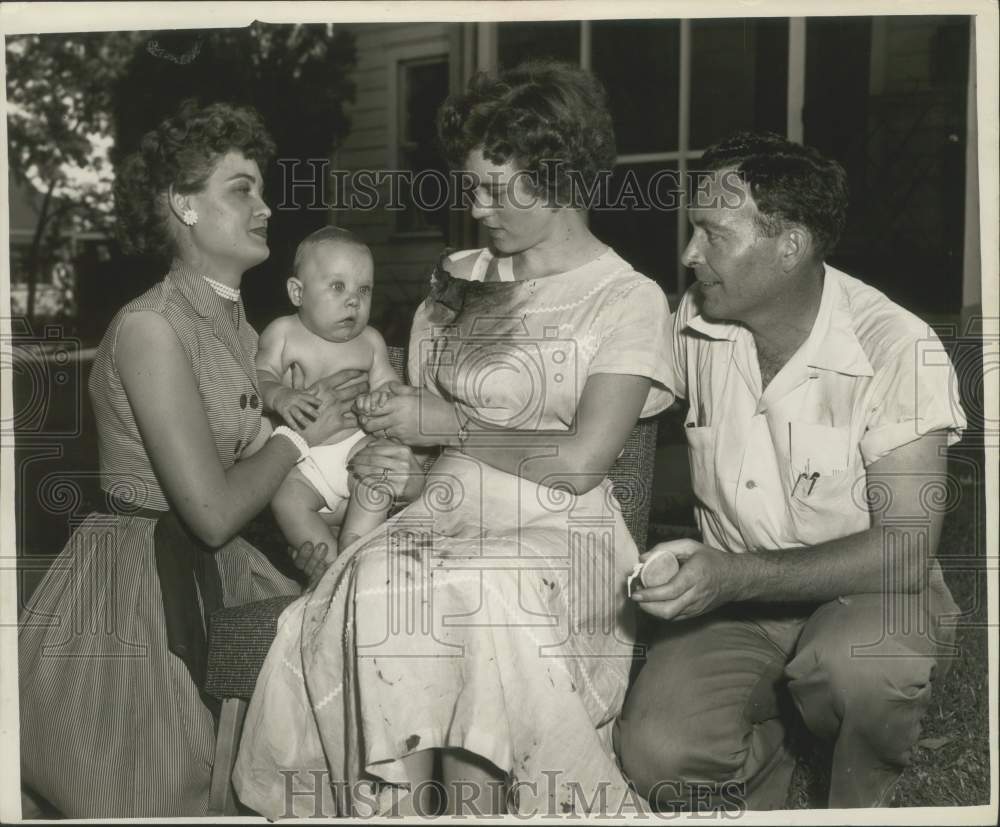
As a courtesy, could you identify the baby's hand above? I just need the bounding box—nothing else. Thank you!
[355,388,394,417]
[274,387,322,430]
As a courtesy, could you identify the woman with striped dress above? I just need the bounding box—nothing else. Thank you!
[17,101,372,817]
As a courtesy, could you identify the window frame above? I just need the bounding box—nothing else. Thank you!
[386,42,451,240]
[486,19,807,300]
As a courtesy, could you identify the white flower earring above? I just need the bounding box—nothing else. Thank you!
[181,207,199,227]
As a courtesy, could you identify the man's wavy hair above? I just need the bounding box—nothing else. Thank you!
[437,59,616,208]
[700,131,849,259]
[114,100,275,264]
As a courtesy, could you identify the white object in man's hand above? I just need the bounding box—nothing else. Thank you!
[628,545,681,595]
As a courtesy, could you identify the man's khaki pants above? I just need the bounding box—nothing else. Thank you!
[615,562,959,810]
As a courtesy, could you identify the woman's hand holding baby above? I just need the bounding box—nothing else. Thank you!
[348,439,427,504]
[303,365,369,402]
[273,387,322,430]
[358,383,458,447]
[354,385,395,418]
[291,367,370,446]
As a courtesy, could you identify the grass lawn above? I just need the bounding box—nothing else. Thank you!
[785,457,991,808]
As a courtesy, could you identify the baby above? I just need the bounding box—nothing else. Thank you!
[257,226,398,575]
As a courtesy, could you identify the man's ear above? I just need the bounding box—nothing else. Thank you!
[780,226,812,271]
[287,277,304,307]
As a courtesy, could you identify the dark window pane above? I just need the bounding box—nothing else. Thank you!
[497,21,581,69]
[592,20,679,154]
[689,18,789,149]
[589,162,679,293]
[403,59,449,146]
[397,57,450,237]
[805,16,969,314]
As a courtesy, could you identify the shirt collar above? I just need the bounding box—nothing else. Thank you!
[167,262,238,318]
[683,310,741,341]
[803,266,873,377]
[682,266,873,377]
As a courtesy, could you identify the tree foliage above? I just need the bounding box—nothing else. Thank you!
[110,23,358,327]
[7,33,137,202]
[6,23,357,328]
[6,32,139,320]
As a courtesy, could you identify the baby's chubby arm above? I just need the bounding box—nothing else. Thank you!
[354,327,401,417]
[256,317,322,429]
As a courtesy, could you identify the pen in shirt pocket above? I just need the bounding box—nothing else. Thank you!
[792,470,821,497]
[788,423,820,497]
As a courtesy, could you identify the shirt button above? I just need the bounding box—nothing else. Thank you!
[745,480,757,489]
[239,393,248,409]
[250,394,259,409]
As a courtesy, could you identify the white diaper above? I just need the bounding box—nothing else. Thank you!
[297,429,370,512]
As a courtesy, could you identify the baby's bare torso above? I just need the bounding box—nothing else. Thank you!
[276,315,375,445]
[279,317,374,385]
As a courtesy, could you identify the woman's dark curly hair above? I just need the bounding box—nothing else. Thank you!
[700,131,849,258]
[437,60,616,208]
[114,100,276,262]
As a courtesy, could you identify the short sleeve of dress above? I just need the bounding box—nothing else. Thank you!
[407,298,434,388]
[587,277,677,418]
[859,334,967,466]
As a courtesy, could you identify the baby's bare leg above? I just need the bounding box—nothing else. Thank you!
[339,436,394,551]
[272,469,342,583]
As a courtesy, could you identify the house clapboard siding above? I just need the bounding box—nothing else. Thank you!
[333,23,471,345]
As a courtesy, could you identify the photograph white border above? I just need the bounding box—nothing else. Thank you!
[1,2,997,824]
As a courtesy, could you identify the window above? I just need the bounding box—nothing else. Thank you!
[494,19,790,298]
[395,55,451,238]
[497,21,581,69]
[803,16,970,314]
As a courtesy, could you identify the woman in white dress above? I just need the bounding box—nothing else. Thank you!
[234,61,676,817]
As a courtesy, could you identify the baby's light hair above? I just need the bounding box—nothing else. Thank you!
[292,225,370,278]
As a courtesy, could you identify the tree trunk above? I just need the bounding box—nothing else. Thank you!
[25,180,56,326]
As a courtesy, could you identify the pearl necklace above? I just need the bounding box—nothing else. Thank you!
[203,276,240,302]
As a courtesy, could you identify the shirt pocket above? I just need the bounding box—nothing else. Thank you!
[786,422,868,544]
[788,422,852,476]
[685,411,719,511]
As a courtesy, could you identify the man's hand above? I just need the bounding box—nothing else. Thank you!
[630,538,742,621]
[273,387,322,430]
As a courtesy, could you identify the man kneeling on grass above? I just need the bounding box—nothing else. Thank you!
[617,131,966,810]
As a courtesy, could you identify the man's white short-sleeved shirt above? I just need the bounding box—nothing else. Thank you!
[667,266,966,553]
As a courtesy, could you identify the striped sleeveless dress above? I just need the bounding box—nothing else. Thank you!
[18,267,300,817]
